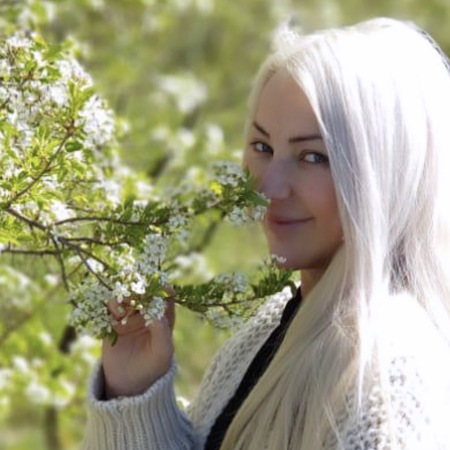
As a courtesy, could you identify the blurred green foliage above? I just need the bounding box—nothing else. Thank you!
[1,0,450,448]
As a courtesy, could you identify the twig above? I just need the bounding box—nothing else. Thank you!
[70,244,111,290]
[5,206,47,231]
[54,215,152,227]
[49,234,70,291]
[64,236,125,246]
[3,248,60,255]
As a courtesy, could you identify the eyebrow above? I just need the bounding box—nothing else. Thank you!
[253,121,322,143]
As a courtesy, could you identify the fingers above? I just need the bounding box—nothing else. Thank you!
[106,291,176,335]
[108,299,128,321]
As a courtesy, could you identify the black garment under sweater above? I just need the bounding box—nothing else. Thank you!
[204,288,302,450]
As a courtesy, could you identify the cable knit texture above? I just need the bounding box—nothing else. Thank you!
[83,288,450,450]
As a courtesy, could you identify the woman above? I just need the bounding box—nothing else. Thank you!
[83,18,450,449]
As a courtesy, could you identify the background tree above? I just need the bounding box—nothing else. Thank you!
[0,1,449,449]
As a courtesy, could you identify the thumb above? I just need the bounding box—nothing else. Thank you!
[165,297,176,332]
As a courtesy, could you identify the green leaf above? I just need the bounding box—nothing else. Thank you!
[0,229,21,245]
[66,141,83,152]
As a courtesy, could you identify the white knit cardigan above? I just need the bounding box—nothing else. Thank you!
[83,286,450,449]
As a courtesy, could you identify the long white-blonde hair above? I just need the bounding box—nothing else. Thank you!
[220,18,450,450]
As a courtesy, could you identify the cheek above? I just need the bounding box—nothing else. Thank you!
[322,187,343,235]
[305,177,341,226]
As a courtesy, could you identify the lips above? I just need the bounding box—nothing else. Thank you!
[265,214,313,225]
[264,214,313,235]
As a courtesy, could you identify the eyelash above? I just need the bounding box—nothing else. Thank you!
[250,141,329,165]
[251,141,273,155]
[303,153,329,165]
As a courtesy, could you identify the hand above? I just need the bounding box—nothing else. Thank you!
[101,297,175,399]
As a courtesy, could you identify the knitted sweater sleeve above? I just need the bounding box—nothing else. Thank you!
[82,361,198,450]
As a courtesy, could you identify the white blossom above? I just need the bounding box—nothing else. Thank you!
[48,84,69,106]
[112,281,130,303]
[213,161,245,188]
[53,378,76,408]
[205,308,242,329]
[227,206,248,225]
[6,35,31,50]
[0,369,12,391]
[170,252,212,281]
[130,273,147,295]
[271,253,287,265]
[76,95,115,150]
[204,123,224,155]
[216,272,248,294]
[168,213,188,231]
[0,59,11,78]
[141,296,166,326]
[139,233,168,271]
[70,280,113,338]
[26,380,51,404]
[176,395,191,410]
[56,58,93,86]
[49,200,72,222]
[157,73,207,114]
[44,274,59,286]
[227,203,267,226]
[38,332,53,347]
[69,335,99,366]
[101,178,122,205]
[12,356,29,373]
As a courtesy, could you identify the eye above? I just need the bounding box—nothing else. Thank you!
[250,141,273,155]
[301,152,329,165]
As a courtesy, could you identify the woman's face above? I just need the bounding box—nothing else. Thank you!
[244,70,343,277]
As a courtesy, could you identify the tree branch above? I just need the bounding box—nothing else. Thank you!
[70,244,111,290]
[2,248,59,255]
[54,215,151,227]
[64,236,125,246]
[5,206,47,231]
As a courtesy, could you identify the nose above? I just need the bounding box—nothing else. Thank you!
[257,160,292,200]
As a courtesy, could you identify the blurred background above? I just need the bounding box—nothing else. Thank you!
[1,0,449,448]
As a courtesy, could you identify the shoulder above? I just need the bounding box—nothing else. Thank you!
[385,295,450,445]
[335,294,450,450]
[379,293,450,379]
[188,284,296,441]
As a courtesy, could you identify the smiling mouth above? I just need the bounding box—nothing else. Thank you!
[265,215,313,226]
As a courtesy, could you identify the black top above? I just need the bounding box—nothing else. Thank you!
[204,288,302,450]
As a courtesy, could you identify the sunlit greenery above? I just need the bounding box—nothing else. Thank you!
[1,0,449,449]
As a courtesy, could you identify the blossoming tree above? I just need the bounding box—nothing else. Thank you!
[0,2,295,448]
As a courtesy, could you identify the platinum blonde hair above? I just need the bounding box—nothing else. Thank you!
[220,18,450,450]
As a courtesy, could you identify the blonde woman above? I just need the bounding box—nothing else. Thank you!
[84,18,450,450]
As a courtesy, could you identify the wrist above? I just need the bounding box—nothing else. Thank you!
[102,366,170,400]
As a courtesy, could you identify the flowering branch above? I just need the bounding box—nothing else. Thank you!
[0,31,294,345]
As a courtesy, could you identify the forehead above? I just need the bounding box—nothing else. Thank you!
[253,70,320,136]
